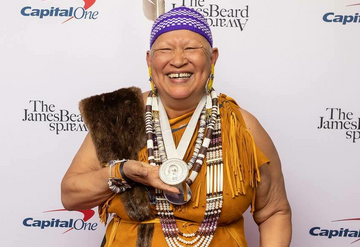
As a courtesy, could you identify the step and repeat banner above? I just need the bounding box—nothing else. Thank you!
[1,0,359,246]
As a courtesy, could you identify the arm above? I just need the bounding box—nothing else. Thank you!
[61,133,113,210]
[61,133,178,210]
[240,109,292,247]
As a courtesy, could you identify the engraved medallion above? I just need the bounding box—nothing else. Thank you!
[159,158,189,185]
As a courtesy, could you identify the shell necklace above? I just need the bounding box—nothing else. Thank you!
[145,89,224,247]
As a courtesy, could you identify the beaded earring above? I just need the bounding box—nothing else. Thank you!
[207,64,215,93]
[149,66,156,94]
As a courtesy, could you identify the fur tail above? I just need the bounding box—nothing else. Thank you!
[136,224,155,247]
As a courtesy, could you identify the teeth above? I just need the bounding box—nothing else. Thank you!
[168,73,192,79]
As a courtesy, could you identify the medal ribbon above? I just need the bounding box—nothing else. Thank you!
[158,94,207,160]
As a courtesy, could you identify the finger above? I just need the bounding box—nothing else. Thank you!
[126,162,180,194]
[152,179,180,194]
[164,185,180,194]
[139,164,179,193]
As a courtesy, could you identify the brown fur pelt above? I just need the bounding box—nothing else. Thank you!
[80,87,146,163]
[79,87,155,247]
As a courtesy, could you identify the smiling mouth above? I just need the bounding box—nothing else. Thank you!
[167,73,193,79]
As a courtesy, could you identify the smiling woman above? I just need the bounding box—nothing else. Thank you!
[147,30,218,118]
[61,6,292,247]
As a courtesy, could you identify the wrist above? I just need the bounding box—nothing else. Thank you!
[119,160,136,187]
[107,159,133,193]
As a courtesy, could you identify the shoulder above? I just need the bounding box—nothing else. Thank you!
[238,109,270,146]
[239,108,278,159]
[219,93,276,158]
[239,108,260,132]
[218,93,263,134]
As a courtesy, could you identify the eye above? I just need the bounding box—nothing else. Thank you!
[156,47,172,52]
[184,47,201,54]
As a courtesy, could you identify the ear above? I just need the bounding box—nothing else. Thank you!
[146,50,151,67]
[211,48,219,65]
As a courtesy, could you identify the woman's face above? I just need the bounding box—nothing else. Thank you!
[147,30,218,104]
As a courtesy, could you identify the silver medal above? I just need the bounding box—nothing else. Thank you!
[159,158,188,185]
[156,95,207,205]
[159,158,191,205]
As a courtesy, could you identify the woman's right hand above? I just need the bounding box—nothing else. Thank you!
[123,160,180,194]
[61,134,179,211]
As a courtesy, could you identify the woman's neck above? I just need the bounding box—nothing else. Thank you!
[159,94,203,119]
[142,90,204,119]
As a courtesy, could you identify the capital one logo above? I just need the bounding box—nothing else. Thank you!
[323,2,360,25]
[20,0,99,23]
[23,209,98,233]
[309,218,360,244]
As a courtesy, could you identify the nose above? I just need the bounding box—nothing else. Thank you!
[170,49,188,67]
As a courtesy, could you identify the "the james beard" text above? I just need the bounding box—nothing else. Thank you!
[22,100,87,134]
[318,108,360,143]
[171,0,249,30]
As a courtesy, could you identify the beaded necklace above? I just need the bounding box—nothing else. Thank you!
[145,90,224,247]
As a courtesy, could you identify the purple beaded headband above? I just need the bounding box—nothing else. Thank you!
[149,6,213,48]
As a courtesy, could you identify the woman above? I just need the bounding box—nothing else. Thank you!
[61,7,291,247]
